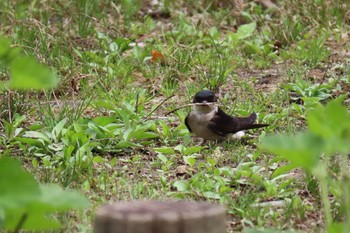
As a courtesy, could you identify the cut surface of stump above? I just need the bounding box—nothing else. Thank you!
[94,200,226,233]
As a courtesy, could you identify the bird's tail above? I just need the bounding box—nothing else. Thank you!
[238,113,269,130]
[245,123,270,129]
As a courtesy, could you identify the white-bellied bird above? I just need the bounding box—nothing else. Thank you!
[185,90,269,142]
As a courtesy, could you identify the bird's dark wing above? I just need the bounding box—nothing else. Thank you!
[208,109,268,136]
[184,115,193,132]
[208,108,242,136]
[237,113,269,130]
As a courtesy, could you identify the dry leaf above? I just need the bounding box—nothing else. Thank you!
[151,49,164,63]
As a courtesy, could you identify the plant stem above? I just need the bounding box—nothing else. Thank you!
[13,212,27,233]
[316,163,332,229]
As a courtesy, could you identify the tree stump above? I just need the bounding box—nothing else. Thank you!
[94,200,226,233]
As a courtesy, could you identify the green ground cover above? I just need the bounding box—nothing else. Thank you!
[1,0,350,232]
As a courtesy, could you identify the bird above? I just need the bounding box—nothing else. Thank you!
[185,90,269,142]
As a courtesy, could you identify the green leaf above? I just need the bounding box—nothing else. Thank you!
[88,122,115,139]
[36,184,90,211]
[157,153,168,163]
[153,147,176,154]
[308,96,349,137]
[92,99,115,110]
[235,22,256,40]
[114,37,131,53]
[4,184,90,231]
[183,156,196,167]
[0,157,40,209]
[51,118,68,142]
[93,116,116,126]
[23,131,51,144]
[0,37,11,57]
[328,222,346,233]
[271,163,298,179]
[0,157,90,231]
[261,132,323,170]
[203,191,220,200]
[93,156,107,163]
[307,96,350,154]
[183,146,203,155]
[70,131,90,145]
[132,131,158,140]
[4,209,60,230]
[115,140,140,149]
[173,181,188,192]
[9,56,58,89]
[174,144,185,154]
[0,37,20,65]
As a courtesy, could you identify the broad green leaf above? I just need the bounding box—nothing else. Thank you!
[262,132,323,170]
[93,116,116,126]
[183,146,203,155]
[87,122,114,139]
[114,37,131,53]
[328,222,346,233]
[174,144,185,154]
[173,181,188,192]
[93,156,107,163]
[0,157,40,209]
[12,114,26,129]
[116,140,140,149]
[183,156,196,167]
[153,147,176,154]
[131,130,158,140]
[158,120,170,137]
[9,56,58,89]
[307,96,350,154]
[92,100,115,110]
[271,163,298,179]
[36,184,90,210]
[4,184,90,231]
[70,131,90,145]
[15,137,46,148]
[0,37,11,57]
[157,153,168,163]
[0,37,20,65]
[73,121,84,133]
[203,191,220,200]
[4,208,60,230]
[308,96,349,137]
[123,127,133,141]
[109,42,119,52]
[63,145,75,159]
[47,143,64,152]
[23,131,51,143]
[51,118,68,142]
[235,22,256,40]
[75,143,92,161]
[0,160,58,230]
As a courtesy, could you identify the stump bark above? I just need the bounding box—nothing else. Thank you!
[94,200,226,233]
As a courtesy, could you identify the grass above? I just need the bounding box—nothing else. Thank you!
[1,0,350,232]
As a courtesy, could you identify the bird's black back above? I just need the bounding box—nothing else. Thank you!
[208,109,268,136]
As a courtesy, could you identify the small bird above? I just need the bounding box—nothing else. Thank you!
[185,90,269,142]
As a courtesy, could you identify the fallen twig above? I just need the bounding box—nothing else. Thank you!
[140,94,175,123]
[165,102,219,116]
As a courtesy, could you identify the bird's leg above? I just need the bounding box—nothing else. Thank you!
[198,138,206,146]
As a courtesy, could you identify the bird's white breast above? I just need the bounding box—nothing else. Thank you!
[187,107,221,140]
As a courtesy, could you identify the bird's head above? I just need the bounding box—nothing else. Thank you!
[192,90,218,113]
